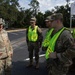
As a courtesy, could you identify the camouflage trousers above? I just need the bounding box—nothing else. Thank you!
[47,58,69,75]
[28,42,40,63]
[0,57,12,75]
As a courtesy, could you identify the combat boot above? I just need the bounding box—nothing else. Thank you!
[35,62,39,69]
[26,60,33,68]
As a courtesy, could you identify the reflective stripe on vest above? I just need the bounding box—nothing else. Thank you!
[28,26,38,42]
[42,28,54,47]
[45,27,65,59]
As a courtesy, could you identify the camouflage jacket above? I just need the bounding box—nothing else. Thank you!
[0,29,13,59]
[51,28,75,65]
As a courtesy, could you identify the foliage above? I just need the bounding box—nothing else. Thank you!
[0,0,19,27]
[36,12,44,27]
[29,0,39,17]
[54,5,70,27]
[0,0,74,28]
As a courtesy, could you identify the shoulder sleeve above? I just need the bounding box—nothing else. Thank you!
[57,30,75,65]
[37,27,43,44]
[56,30,74,53]
[37,27,42,33]
[26,28,29,44]
[61,30,74,46]
[60,30,75,61]
[61,30,75,59]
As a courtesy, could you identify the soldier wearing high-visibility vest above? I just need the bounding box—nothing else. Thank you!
[69,28,75,71]
[42,16,53,69]
[45,13,75,75]
[42,16,53,51]
[26,17,43,69]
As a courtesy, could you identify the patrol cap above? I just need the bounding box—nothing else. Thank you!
[30,17,36,22]
[0,18,3,25]
[45,16,52,21]
[50,13,63,21]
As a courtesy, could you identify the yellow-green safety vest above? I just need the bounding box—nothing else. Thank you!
[72,29,75,38]
[45,27,65,59]
[28,26,38,42]
[42,28,54,47]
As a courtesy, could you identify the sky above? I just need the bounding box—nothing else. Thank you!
[18,0,75,13]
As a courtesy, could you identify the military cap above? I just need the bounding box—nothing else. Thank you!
[50,13,63,21]
[45,16,52,21]
[0,18,3,25]
[30,17,36,22]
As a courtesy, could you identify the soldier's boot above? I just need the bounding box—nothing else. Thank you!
[26,60,33,68]
[35,61,39,69]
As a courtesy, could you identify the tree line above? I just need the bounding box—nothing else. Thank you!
[0,0,75,28]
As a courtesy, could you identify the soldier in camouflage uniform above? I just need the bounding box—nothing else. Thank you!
[26,17,43,69]
[69,28,75,71]
[42,16,53,69]
[0,18,13,75]
[42,16,52,51]
[45,13,75,75]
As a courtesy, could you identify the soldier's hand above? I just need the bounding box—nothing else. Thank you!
[49,52,57,58]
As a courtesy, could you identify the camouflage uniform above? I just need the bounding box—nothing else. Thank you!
[26,17,43,69]
[26,26,43,66]
[48,29,74,75]
[42,16,53,69]
[69,28,75,71]
[47,13,75,75]
[0,29,13,75]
